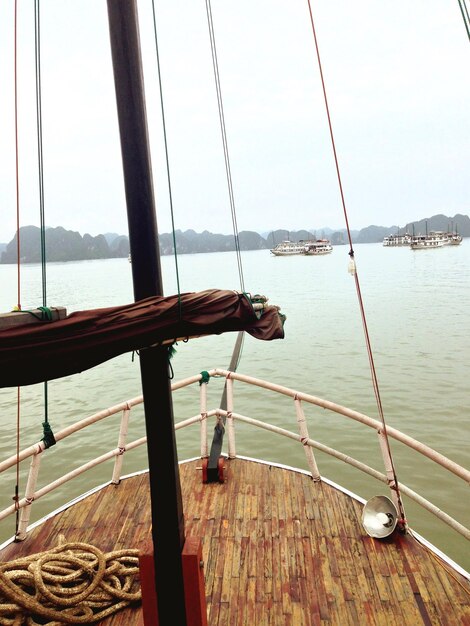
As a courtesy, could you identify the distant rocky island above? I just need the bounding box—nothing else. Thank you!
[0,213,468,264]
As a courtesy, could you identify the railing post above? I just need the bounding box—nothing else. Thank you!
[199,382,208,459]
[16,452,42,540]
[112,404,131,484]
[294,397,320,481]
[226,375,236,459]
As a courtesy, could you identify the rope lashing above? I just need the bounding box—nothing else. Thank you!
[16,306,53,321]
[41,420,56,449]
[245,293,267,319]
[199,371,210,385]
[38,305,52,320]
[0,540,141,624]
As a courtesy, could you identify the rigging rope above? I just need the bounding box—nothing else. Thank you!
[35,0,47,308]
[201,1,247,478]
[11,1,56,540]
[150,0,182,315]
[34,0,55,450]
[13,0,21,541]
[306,0,407,527]
[457,0,470,41]
[14,1,21,311]
[205,0,245,293]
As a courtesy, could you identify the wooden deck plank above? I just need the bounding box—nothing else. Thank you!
[0,458,469,626]
[227,572,240,625]
[303,535,329,622]
[401,532,459,625]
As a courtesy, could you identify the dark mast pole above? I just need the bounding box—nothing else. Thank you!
[106,2,187,624]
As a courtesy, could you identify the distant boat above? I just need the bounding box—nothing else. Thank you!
[410,231,451,249]
[303,238,333,255]
[270,240,311,256]
[383,233,412,247]
[448,233,463,245]
[270,238,333,256]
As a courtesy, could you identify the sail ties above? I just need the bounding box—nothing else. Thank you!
[199,371,211,385]
[41,421,56,449]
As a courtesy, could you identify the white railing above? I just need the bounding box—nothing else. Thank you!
[1,368,468,543]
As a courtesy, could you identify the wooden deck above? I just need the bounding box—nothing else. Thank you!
[0,457,469,625]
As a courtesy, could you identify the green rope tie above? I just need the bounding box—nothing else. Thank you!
[16,306,53,321]
[38,306,53,320]
[199,371,210,385]
[242,292,286,327]
[41,421,56,449]
[248,293,267,305]
[242,292,267,319]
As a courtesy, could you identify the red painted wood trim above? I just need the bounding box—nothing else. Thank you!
[139,538,159,626]
[182,537,208,626]
[140,536,207,626]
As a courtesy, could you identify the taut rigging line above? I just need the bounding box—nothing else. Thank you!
[457,0,470,42]
[305,0,407,528]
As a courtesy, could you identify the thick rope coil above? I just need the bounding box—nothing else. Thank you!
[0,540,141,624]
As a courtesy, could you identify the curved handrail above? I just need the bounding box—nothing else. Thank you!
[0,369,468,544]
[211,369,470,484]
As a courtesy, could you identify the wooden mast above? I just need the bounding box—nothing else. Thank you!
[106,2,187,624]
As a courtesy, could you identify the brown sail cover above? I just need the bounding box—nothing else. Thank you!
[0,289,285,388]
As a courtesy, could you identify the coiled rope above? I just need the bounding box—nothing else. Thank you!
[0,539,141,624]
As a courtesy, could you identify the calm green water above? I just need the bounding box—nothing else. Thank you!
[0,242,469,571]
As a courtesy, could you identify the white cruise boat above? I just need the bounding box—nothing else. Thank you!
[383,233,412,246]
[303,239,333,255]
[270,240,312,256]
[410,231,451,249]
[449,233,463,245]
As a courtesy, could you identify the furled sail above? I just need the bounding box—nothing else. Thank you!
[0,289,285,388]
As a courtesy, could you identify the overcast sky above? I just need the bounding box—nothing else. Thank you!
[0,0,469,242]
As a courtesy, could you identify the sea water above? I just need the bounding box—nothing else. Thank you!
[0,241,469,570]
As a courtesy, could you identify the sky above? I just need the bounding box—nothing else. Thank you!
[0,0,469,243]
